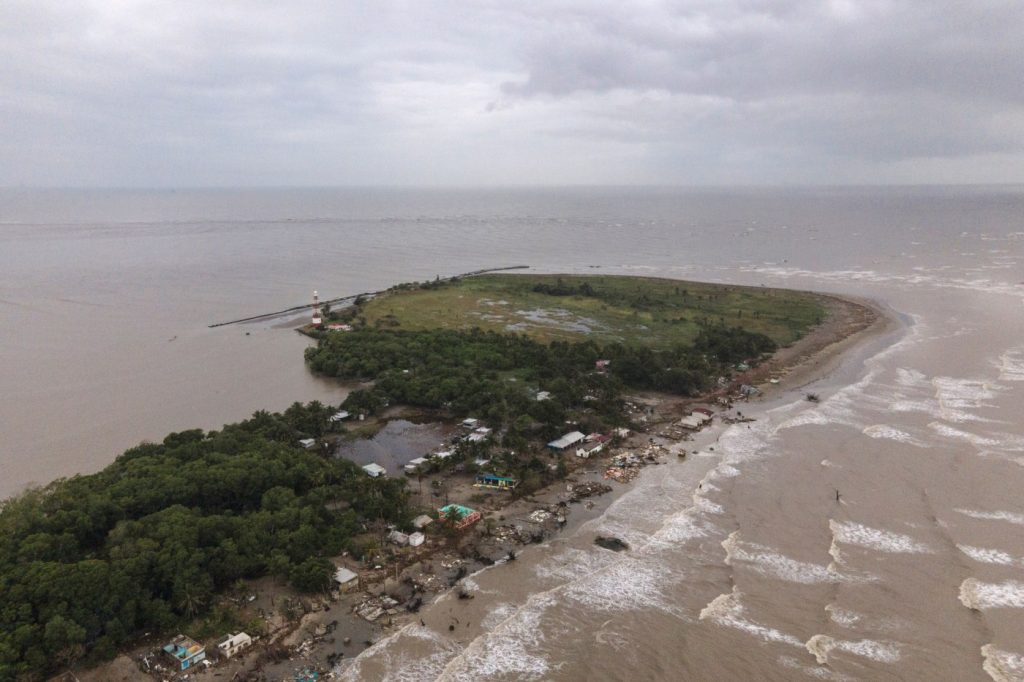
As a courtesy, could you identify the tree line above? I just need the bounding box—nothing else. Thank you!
[0,402,409,680]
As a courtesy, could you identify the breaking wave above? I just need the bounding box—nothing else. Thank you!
[829,520,932,554]
[699,588,804,647]
[723,531,838,584]
[956,509,1024,526]
[959,579,1024,610]
[958,545,1020,567]
[862,424,928,447]
[805,635,901,665]
[982,644,1024,682]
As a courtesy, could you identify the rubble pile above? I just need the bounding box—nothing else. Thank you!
[354,595,400,622]
[603,447,664,483]
[566,481,612,502]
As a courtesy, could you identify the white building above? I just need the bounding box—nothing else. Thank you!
[404,457,429,474]
[217,632,252,659]
[334,567,359,590]
[678,413,712,430]
[298,438,316,449]
[362,463,387,477]
[548,431,586,450]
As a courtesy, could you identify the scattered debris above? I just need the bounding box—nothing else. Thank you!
[567,481,612,502]
[594,536,629,552]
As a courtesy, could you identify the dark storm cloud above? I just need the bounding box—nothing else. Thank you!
[0,1,1022,185]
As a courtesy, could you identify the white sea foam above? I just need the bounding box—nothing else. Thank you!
[563,556,680,616]
[338,624,464,681]
[929,422,1001,447]
[693,494,725,515]
[480,602,518,630]
[534,546,617,583]
[806,635,901,665]
[956,508,1024,526]
[933,376,1000,423]
[958,545,1019,566]
[781,410,833,429]
[896,367,928,387]
[862,424,927,447]
[778,655,855,681]
[723,532,837,584]
[435,592,558,681]
[829,520,932,554]
[981,644,1024,682]
[959,579,1024,610]
[825,604,862,627]
[699,588,804,647]
[996,348,1024,383]
[716,463,741,478]
[649,510,712,546]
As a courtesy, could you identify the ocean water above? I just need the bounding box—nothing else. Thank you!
[2,186,1024,680]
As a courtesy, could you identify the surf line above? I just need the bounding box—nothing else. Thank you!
[207,265,530,328]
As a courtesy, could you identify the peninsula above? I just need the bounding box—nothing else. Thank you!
[0,273,876,682]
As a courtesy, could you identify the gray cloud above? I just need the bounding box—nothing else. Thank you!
[1,0,1022,186]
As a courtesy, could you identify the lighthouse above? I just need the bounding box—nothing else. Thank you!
[312,290,323,326]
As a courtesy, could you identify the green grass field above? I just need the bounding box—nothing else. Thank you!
[358,274,825,348]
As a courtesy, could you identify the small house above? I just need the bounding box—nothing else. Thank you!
[678,413,711,430]
[362,463,387,478]
[575,442,605,459]
[548,431,586,450]
[536,391,551,401]
[408,531,425,547]
[404,457,429,474]
[388,530,409,546]
[217,632,252,659]
[461,418,479,428]
[334,567,359,590]
[438,504,482,530]
[474,473,519,491]
[412,514,434,529]
[298,438,316,449]
[432,450,453,461]
[163,634,205,671]
[329,410,351,422]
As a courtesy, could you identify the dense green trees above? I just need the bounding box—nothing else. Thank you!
[305,324,777,432]
[0,403,410,681]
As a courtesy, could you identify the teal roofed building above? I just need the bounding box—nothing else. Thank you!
[163,634,205,671]
[438,503,482,530]
[474,473,519,491]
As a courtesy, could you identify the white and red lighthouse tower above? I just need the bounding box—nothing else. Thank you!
[311,290,323,326]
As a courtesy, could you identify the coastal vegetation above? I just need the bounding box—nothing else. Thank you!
[0,402,409,680]
[307,274,821,485]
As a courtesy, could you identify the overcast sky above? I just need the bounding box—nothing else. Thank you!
[2,1,1023,186]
